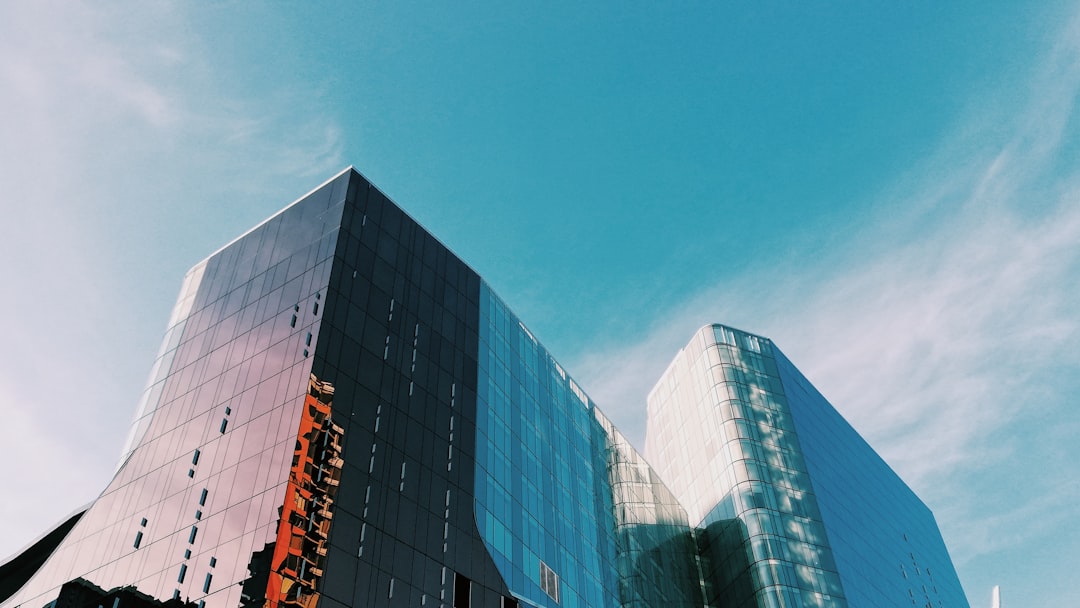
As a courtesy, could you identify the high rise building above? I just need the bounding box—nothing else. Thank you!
[1,168,969,608]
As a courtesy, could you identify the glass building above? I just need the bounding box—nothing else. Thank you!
[1,169,969,608]
[646,326,969,608]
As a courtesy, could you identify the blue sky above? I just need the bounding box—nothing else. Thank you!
[2,2,1078,606]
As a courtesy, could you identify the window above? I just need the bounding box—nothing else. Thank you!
[453,573,471,608]
[745,334,762,353]
[540,561,559,603]
[715,325,737,346]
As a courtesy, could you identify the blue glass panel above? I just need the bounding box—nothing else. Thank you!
[776,350,970,608]
[475,284,702,608]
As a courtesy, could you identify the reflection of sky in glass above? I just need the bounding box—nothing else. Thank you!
[475,285,701,608]
[647,324,970,608]
[3,164,973,608]
[647,325,845,608]
[6,172,350,608]
[776,350,970,608]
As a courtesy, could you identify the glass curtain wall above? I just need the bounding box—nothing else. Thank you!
[475,287,702,608]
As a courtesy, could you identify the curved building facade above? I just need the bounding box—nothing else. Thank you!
[645,325,968,608]
[3,169,968,608]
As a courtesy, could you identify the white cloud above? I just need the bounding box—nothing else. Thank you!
[0,1,345,559]
[0,376,106,562]
[571,0,1080,578]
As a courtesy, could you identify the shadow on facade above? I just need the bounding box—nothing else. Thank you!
[697,518,755,608]
[615,523,703,608]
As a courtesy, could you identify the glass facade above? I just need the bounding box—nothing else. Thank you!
[645,325,969,608]
[475,289,701,608]
[646,326,845,608]
[774,351,969,608]
[6,169,350,608]
[2,171,968,608]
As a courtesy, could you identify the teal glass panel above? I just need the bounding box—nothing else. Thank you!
[475,285,702,608]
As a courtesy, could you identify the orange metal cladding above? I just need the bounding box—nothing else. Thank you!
[264,374,343,608]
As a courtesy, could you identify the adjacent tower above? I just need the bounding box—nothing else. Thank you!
[646,325,969,608]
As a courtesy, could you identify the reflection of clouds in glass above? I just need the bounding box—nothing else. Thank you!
[596,408,702,605]
[3,174,350,608]
[477,287,703,607]
[647,326,847,607]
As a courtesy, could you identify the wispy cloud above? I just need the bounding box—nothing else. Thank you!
[0,375,102,562]
[0,3,179,131]
[0,1,345,558]
[1,1,345,198]
[572,1,1080,574]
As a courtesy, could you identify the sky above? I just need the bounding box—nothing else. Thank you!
[1,2,1078,606]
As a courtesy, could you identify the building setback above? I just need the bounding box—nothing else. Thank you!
[1,168,969,608]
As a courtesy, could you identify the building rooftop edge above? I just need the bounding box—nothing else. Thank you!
[192,166,357,270]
